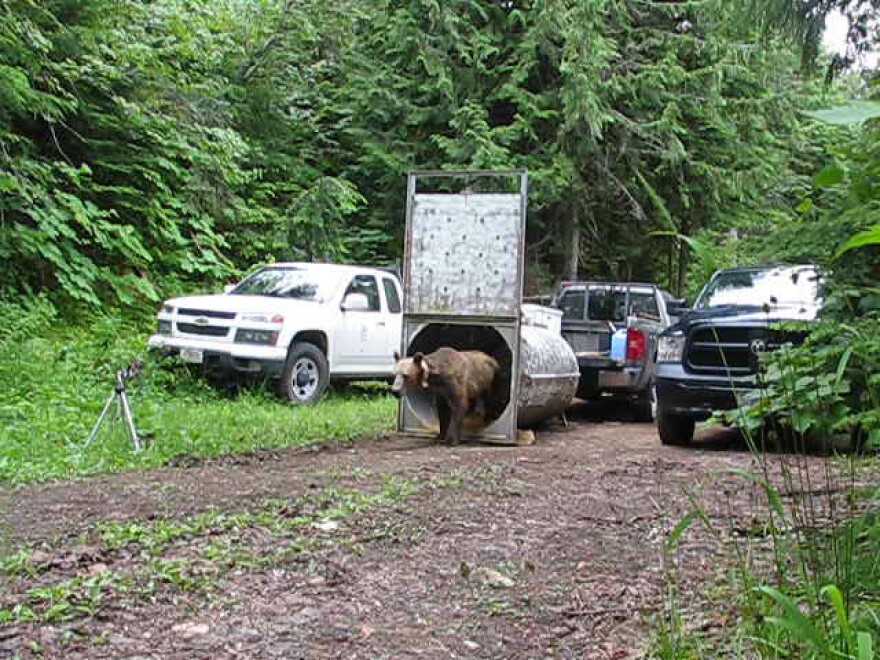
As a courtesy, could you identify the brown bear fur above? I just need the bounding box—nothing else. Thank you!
[392,347,500,445]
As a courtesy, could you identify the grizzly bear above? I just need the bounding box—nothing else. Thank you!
[392,347,500,445]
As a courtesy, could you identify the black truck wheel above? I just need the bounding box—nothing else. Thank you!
[657,407,695,446]
[634,383,658,423]
[278,342,330,404]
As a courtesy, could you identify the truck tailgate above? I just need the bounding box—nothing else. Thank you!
[561,320,618,356]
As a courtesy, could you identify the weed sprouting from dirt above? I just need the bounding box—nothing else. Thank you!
[2,572,120,624]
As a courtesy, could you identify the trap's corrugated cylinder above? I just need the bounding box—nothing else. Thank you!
[400,320,579,434]
[516,324,579,427]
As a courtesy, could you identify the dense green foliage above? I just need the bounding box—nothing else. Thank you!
[0,298,395,484]
[0,0,851,305]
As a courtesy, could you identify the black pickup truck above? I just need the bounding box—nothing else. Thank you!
[655,264,822,445]
[553,282,684,421]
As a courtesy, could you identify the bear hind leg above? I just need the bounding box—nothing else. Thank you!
[447,395,469,446]
[436,398,451,444]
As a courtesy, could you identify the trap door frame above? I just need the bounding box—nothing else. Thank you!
[398,170,529,444]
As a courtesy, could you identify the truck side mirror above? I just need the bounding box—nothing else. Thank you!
[341,293,370,311]
[666,298,688,315]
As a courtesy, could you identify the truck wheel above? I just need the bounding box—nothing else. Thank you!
[657,407,694,446]
[634,383,657,423]
[279,342,330,404]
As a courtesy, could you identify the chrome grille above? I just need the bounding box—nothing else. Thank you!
[178,308,236,319]
[686,325,767,376]
[177,323,230,337]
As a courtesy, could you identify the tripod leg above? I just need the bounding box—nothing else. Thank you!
[119,391,141,452]
[84,392,118,449]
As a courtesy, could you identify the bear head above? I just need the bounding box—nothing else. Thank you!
[391,351,431,395]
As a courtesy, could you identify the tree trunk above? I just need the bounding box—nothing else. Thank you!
[568,207,580,281]
[677,237,688,297]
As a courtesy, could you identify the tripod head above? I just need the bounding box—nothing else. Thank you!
[115,357,144,393]
[119,358,144,383]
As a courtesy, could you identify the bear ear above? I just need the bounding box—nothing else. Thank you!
[393,351,400,362]
[413,352,424,364]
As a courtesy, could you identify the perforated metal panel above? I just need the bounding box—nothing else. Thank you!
[406,193,523,318]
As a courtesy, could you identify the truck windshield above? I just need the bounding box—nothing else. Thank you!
[695,267,820,309]
[231,267,337,301]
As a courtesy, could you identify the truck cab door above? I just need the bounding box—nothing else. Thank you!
[335,274,386,371]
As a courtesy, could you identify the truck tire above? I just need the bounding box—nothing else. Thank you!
[634,383,657,423]
[657,407,695,446]
[278,342,330,404]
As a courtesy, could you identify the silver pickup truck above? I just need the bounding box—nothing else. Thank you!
[552,282,685,421]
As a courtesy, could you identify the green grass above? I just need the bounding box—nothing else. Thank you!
[0,299,397,484]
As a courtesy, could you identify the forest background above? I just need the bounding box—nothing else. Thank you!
[2,0,877,309]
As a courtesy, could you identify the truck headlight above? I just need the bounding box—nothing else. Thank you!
[161,305,175,315]
[235,329,279,345]
[658,334,686,363]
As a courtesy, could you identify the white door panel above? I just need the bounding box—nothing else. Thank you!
[334,274,388,373]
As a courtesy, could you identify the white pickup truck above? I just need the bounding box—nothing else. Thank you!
[148,262,403,403]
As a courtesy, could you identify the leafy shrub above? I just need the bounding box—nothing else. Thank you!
[726,316,880,449]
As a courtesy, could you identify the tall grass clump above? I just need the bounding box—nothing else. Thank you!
[0,299,397,485]
[655,314,879,657]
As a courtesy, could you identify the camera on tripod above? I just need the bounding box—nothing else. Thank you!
[84,357,146,452]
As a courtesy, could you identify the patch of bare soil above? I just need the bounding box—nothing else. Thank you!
[0,401,848,659]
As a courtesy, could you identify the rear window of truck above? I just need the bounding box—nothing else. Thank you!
[557,285,659,322]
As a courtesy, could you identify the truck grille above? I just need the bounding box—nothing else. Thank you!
[178,309,236,320]
[177,323,230,337]
[686,325,767,376]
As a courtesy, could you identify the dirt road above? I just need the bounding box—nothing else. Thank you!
[0,403,828,659]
